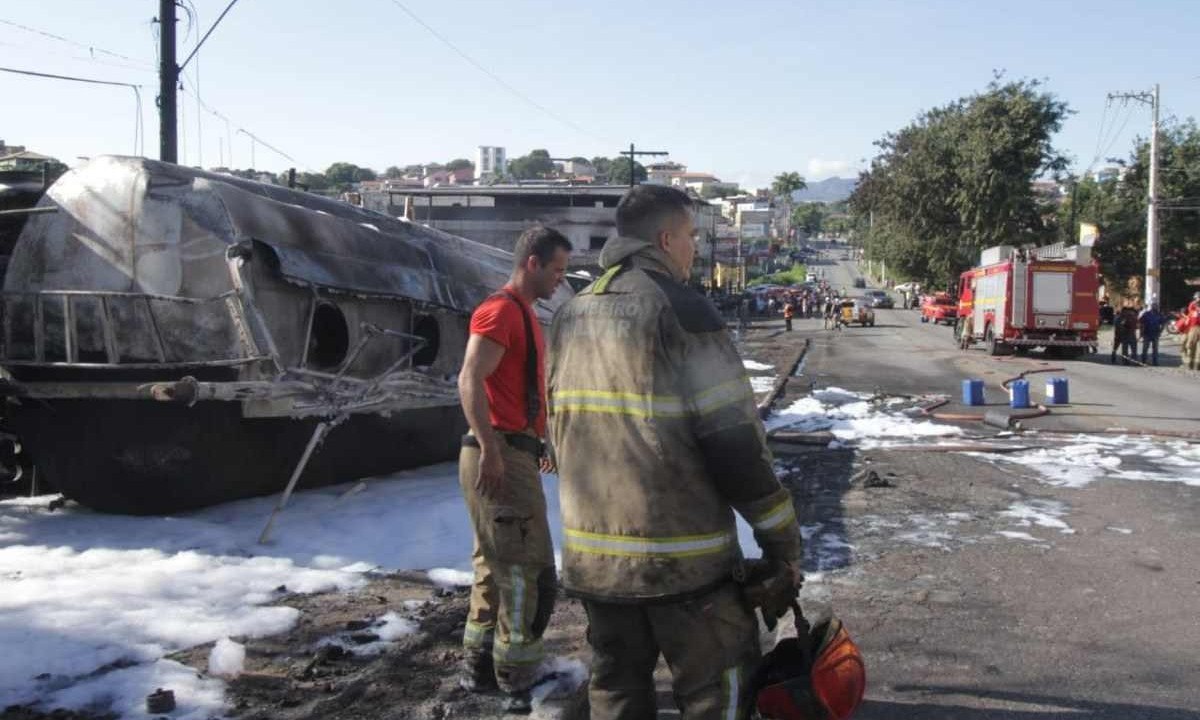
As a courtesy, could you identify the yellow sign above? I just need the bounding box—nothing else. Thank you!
[1079,223,1099,247]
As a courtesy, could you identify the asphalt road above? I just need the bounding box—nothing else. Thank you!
[745,246,1200,719]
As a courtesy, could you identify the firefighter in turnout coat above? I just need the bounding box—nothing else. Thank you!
[548,185,804,720]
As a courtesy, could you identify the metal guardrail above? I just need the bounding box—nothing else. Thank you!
[0,289,265,368]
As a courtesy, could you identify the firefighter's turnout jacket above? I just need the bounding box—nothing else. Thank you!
[547,236,803,602]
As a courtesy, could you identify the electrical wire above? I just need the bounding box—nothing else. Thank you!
[1099,102,1136,162]
[1086,97,1113,175]
[181,0,203,167]
[0,17,154,67]
[177,81,311,171]
[384,0,597,141]
[0,66,144,155]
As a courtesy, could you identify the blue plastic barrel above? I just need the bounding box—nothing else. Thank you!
[962,379,984,406]
[1045,377,1069,404]
[1009,379,1031,409]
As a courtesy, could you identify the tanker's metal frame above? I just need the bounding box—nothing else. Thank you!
[0,157,561,514]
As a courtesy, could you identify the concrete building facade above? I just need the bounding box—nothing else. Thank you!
[476,146,507,180]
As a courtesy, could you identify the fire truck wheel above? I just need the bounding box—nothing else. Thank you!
[986,328,1007,356]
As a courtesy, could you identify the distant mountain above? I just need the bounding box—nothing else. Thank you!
[792,176,857,203]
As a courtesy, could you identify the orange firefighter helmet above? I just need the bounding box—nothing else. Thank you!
[753,605,866,720]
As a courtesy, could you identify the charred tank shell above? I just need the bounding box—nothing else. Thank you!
[0,156,543,513]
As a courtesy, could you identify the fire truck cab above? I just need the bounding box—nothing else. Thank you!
[956,244,1099,358]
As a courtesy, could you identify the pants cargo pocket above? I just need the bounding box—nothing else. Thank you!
[490,506,534,564]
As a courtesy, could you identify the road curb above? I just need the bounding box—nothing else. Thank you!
[757,338,811,420]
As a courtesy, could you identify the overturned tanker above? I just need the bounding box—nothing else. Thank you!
[0,156,552,514]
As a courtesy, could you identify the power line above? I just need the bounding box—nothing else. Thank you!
[385,0,596,140]
[0,17,153,67]
[178,81,309,170]
[0,64,141,89]
[179,0,240,71]
[0,65,144,155]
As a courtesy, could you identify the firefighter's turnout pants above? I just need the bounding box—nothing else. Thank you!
[1185,327,1200,371]
[584,583,760,720]
[458,436,556,692]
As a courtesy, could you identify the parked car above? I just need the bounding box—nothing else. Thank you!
[838,298,875,327]
[893,281,920,294]
[864,289,894,308]
[853,277,867,288]
[920,292,958,325]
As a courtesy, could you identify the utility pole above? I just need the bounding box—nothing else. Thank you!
[157,0,178,163]
[618,143,668,188]
[1108,84,1160,306]
[158,0,241,166]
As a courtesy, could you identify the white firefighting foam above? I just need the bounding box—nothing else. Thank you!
[766,386,963,446]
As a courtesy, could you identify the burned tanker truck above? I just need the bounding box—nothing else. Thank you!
[0,156,557,514]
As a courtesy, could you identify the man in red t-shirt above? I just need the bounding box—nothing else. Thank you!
[456,225,571,711]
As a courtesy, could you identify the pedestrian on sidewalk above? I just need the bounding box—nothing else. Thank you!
[1138,302,1165,366]
[547,185,804,720]
[783,298,795,331]
[456,226,571,712]
[1111,304,1139,365]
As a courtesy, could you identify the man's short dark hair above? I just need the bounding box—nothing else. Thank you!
[513,226,572,269]
[616,184,693,242]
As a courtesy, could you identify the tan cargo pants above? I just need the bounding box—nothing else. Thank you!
[1184,327,1200,370]
[584,583,760,720]
[459,437,556,693]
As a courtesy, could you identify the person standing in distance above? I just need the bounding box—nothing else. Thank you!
[457,226,571,713]
[547,185,803,719]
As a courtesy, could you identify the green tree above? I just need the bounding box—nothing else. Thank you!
[326,162,362,187]
[849,76,1070,288]
[772,172,807,239]
[1060,119,1200,308]
[384,166,404,179]
[791,203,825,234]
[609,158,647,185]
[591,156,613,181]
[700,183,741,199]
[445,158,474,171]
[509,149,556,179]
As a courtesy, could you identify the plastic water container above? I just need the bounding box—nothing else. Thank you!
[1045,377,1069,404]
[962,379,984,406]
[1009,379,1031,409]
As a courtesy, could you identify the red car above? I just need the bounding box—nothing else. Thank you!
[921,293,958,325]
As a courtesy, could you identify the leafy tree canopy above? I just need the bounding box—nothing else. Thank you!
[509,149,555,179]
[609,158,647,185]
[849,76,1070,289]
[1059,118,1200,308]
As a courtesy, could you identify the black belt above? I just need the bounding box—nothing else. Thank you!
[462,432,543,458]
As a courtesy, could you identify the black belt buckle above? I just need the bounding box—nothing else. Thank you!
[505,433,543,458]
[461,433,543,458]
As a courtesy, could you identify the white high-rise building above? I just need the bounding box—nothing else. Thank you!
[476,146,507,180]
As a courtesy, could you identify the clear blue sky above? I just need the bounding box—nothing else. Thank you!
[2,0,1197,189]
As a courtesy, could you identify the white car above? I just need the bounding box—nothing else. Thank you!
[893,281,920,294]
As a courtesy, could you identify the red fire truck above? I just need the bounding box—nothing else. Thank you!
[955,244,1100,358]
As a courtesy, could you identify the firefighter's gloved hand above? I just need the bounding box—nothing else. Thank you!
[736,559,803,632]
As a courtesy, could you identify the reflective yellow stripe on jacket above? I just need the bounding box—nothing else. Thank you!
[749,496,797,533]
[551,390,685,418]
[551,380,750,419]
[565,528,733,558]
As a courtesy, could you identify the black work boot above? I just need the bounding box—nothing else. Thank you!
[458,646,497,692]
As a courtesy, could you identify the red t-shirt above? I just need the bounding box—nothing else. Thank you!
[469,286,546,436]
